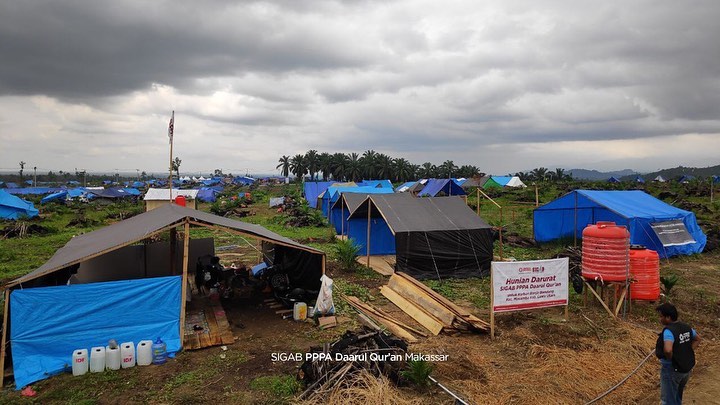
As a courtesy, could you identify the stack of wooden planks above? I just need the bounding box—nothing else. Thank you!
[184,304,235,350]
[343,295,427,342]
[380,272,489,335]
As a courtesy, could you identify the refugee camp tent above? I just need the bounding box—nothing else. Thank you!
[0,190,39,220]
[196,187,219,203]
[1,203,325,389]
[317,183,358,216]
[417,179,466,197]
[328,188,394,234]
[346,194,494,279]
[505,176,527,188]
[87,188,135,200]
[678,175,695,183]
[5,183,19,189]
[395,181,417,193]
[144,188,200,211]
[654,175,666,183]
[533,190,706,258]
[482,177,504,189]
[635,176,646,184]
[460,176,490,190]
[303,181,336,209]
[358,180,393,189]
[607,176,622,183]
[4,187,63,196]
[233,176,255,186]
[41,191,68,204]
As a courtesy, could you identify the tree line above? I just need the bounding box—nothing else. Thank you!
[276,150,483,183]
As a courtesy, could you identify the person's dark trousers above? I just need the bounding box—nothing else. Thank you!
[661,363,691,405]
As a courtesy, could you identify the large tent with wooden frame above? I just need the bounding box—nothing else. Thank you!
[328,188,394,235]
[346,194,494,280]
[0,204,325,390]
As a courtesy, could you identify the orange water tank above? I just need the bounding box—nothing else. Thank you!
[175,195,186,207]
[582,221,630,282]
[629,246,660,301]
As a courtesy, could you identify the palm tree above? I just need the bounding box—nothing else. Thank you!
[441,160,457,178]
[318,152,332,181]
[376,154,394,180]
[304,150,319,181]
[276,155,291,178]
[346,153,363,182]
[290,154,307,182]
[361,150,378,179]
[531,167,549,182]
[331,153,349,181]
[553,168,568,182]
[457,165,480,178]
[418,162,436,179]
[394,158,412,182]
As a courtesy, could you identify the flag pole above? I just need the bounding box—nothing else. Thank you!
[168,111,174,202]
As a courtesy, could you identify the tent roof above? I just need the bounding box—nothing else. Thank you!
[535,190,692,219]
[505,176,527,188]
[348,194,490,233]
[144,188,199,201]
[358,180,393,189]
[7,204,323,287]
[395,181,417,192]
[418,179,466,197]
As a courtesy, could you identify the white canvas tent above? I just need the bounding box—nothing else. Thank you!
[505,176,527,188]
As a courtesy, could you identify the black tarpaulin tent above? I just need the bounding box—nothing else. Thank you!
[347,194,494,280]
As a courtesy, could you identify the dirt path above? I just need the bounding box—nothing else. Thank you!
[683,342,720,404]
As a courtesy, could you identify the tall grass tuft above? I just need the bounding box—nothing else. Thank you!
[331,238,361,271]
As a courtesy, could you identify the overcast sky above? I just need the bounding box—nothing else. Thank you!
[1,0,719,176]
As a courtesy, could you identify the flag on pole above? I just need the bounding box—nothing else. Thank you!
[168,111,174,144]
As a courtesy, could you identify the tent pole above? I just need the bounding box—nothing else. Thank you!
[170,228,177,275]
[476,189,480,216]
[0,289,10,387]
[179,220,190,347]
[341,201,344,237]
[574,192,578,248]
[535,183,539,207]
[366,199,371,268]
[322,254,326,275]
[499,206,503,260]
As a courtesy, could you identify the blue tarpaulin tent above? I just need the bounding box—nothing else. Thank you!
[41,191,68,204]
[10,276,182,389]
[607,176,621,183]
[303,182,336,209]
[357,180,393,189]
[395,181,417,192]
[0,190,39,219]
[197,188,219,202]
[232,176,255,186]
[533,190,706,258]
[329,188,394,234]
[417,179,466,197]
[5,187,64,195]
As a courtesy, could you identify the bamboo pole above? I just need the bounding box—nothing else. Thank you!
[366,198,371,268]
[476,189,480,216]
[179,220,190,347]
[573,191,578,248]
[535,183,539,207]
[0,289,10,387]
[170,228,177,275]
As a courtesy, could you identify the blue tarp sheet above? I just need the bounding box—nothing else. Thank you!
[197,188,218,202]
[418,179,466,197]
[395,181,417,192]
[10,276,182,389]
[41,191,68,204]
[122,188,142,196]
[0,190,39,219]
[329,188,394,234]
[358,180,393,189]
[303,182,336,209]
[533,190,706,258]
[490,176,512,186]
[347,217,396,255]
[4,187,64,195]
[232,176,255,186]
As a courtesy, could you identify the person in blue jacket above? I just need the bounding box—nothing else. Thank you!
[656,303,700,404]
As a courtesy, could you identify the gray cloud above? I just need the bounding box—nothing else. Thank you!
[1,0,719,175]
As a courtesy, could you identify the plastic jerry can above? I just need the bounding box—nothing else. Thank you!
[89,346,106,373]
[293,302,307,321]
[72,349,89,376]
[121,342,135,368]
[105,345,121,370]
[136,340,153,366]
[152,337,167,365]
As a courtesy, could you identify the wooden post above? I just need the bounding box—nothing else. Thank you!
[573,191,578,248]
[0,289,10,387]
[321,254,326,275]
[463,195,468,205]
[476,188,480,216]
[499,206,503,260]
[490,265,495,339]
[179,221,190,347]
[341,201,344,236]
[170,228,177,275]
[535,183,539,207]
[366,199,371,267]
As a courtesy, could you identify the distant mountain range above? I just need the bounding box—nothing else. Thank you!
[568,165,720,181]
[568,168,636,180]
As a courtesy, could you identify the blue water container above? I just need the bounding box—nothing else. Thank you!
[152,337,167,365]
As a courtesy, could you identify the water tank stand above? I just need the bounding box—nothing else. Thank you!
[583,280,632,319]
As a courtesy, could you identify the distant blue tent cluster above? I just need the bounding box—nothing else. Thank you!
[4,187,65,196]
[533,190,706,258]
[0,190,39,220]
[417,179,466,197]
[303,182,336,209]
[357,180,393,189]
[197,187,220,203]
[232,176,256,186]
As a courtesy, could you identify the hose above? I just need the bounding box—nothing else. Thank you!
[584,350,654,405]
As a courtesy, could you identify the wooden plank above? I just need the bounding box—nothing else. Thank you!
[179,221,190,347]
[380,286,443,335]
[357,256,394,276]
[0,289,10,388]
[584,281,616,318]
[205,308,221,346]
[275,309,293,315]
[388,275,455,326]
[395,272,472,316]
[213,307,235,344]
[345,296,427,338]
[318,316,337,329]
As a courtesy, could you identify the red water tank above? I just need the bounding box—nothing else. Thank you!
[582,221,630,282]
[175,195,186,207]
[629,246,660,301]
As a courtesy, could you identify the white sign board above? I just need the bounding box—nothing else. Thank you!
[491,258,569,313]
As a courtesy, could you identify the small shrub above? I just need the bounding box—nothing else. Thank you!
[331,238,361,271]
[661,274,680,297]
[400,359,434,388]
